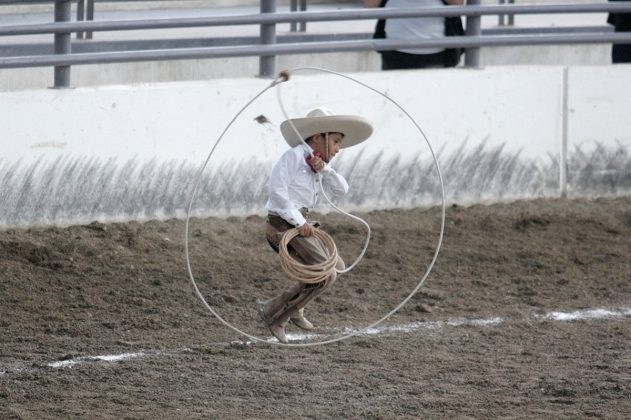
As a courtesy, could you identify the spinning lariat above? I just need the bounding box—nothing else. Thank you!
[184,67,446,347]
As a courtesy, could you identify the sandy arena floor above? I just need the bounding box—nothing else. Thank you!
[1,197,630,418]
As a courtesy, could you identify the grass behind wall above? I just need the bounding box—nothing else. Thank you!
[0,141,629,227]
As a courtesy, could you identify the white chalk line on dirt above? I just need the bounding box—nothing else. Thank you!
[537,307,631,321]
[1,305,629,375]
[281,306,631,343]
[47,352,151,369]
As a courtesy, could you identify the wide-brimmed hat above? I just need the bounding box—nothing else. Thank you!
[280,107,373,149]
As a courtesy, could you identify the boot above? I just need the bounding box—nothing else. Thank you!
[290,308,314,331]
[258,283,305,323]
[268,318,289,344]
[257,301,290,344]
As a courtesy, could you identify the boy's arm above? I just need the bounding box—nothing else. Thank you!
[319,164,349,197]
[268,152,308,227]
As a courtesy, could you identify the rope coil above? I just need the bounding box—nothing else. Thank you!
[278,228,338,284]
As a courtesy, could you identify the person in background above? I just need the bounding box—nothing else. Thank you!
[364,0,465,70]
[607,0,631,63]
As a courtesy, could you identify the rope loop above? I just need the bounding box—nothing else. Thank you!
[278,228,338,284]
[184,66,446,347]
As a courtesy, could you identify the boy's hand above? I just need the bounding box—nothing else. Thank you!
[307,155,325,173]
[297,223,314,237]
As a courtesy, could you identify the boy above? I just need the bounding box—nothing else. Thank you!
[259,107,373,343]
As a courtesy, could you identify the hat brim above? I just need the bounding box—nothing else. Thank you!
[280,115,373,149]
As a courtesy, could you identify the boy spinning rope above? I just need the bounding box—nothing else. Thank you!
[259,107,373,343]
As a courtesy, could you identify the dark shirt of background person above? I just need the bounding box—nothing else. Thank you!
[608,0,631,63]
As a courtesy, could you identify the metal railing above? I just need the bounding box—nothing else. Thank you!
[76,0,94,40]
[498,0,516,26]
[1,1,631,88]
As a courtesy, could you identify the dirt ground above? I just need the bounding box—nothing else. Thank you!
[1,196,630,419]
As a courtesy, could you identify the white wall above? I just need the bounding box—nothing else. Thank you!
[568,66,631,147]
[0,65,629,227]
[1,66,565,162]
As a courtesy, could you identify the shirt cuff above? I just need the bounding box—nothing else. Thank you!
[281,208,306,227]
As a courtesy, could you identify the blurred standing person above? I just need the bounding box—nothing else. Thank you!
[365,0,465,70]
[607,0,631,63]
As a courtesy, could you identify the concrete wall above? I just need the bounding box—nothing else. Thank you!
[0,65,629,227]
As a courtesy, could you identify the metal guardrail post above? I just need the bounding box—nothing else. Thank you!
[76,0,94,40]
[299,0,307,32]
[77,0,85,39]
[259,0,276,78]
[290,0,297,32]
[498,0,515,26]
[54,0,72,88]
[87,0,94,39]
[290,1,306,33]
[465,0,481,68]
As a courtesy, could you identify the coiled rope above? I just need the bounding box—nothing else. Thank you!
[184,66,446,347]
[278,228,338,284]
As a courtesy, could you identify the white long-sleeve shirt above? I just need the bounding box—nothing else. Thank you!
[265,144,349,227]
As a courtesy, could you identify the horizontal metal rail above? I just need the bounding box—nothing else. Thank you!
[2,33,370,57]
[2,2,630,86]
[484,25,614,35]
[0,0,198,3]
[2,3,631,36]
[4,25,614,58]
[2,32,631,69]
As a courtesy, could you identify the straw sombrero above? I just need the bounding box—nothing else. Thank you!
[280,107,373,149]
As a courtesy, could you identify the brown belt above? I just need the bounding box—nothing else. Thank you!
[268,207,310,221]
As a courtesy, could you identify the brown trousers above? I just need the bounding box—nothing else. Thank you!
[263,214,345,325]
